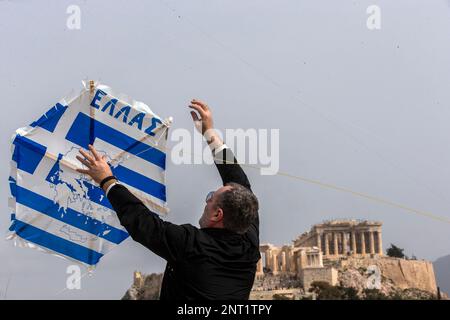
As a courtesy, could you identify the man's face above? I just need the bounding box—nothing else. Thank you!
[199,186,231,228]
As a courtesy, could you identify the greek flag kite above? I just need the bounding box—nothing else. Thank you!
[8,81,171,267]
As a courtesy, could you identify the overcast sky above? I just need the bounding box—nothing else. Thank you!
[1,0,450,299]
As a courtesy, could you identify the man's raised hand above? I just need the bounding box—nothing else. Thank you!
[188,99,214,135]
[188,99,224,151]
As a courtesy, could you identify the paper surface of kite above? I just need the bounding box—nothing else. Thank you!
[8,81,171,267]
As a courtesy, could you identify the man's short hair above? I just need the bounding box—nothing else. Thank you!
[216,182,259,234]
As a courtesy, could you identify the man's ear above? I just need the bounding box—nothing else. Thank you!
[211,208,224,222]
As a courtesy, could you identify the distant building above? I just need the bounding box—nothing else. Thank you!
[257,219,383,289]
[294,219,383,259]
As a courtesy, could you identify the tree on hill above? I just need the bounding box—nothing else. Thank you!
[363,288,388,300]
[309,281,343,300]
[309,281,360,300]
[386,244,406,258]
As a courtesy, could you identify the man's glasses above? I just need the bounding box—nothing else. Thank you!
[205,191,215,202]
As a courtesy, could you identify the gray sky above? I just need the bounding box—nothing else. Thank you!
[1,0,450,299]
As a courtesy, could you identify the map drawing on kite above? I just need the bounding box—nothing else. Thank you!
[7,81,172,268]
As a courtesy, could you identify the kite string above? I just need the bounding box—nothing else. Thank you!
[32,0,444,228]
[156,0,450,202]
[113,131,450,225]
[151,0,450,213]
[211,156,450,225]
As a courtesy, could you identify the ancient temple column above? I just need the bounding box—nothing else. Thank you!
[285,250,291,272]
[360,232,366,255]
[333,232,339,255]
[342,232,348,255]
[369,231,375,254]
[351,232,357,255]
[288,251,294,272]
[377,231,383,255]
[293,254,297,272]
[281,252,287,272]
[316,233,322,251]
[292,253,297,272]
[272,253,278,273]
[265,249,272,270]
[294,253,300,272]
[324,233,330,256]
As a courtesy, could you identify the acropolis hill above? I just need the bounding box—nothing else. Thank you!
[123,219,443,300]
[256,219,384,283]
[252,219,439,299]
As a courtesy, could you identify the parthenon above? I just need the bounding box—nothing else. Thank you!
[294,219,383,258]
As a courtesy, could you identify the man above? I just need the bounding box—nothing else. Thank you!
[76,99,260,300]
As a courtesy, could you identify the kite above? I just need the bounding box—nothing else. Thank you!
[7,80,171,268]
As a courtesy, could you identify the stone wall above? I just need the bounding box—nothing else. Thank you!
[301,267,339,290]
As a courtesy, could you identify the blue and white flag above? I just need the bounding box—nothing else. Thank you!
[8,81,171,267]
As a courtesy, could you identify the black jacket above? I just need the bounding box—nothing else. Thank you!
[107,148,260,300]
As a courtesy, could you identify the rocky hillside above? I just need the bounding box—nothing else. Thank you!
[337,260,439,299]
[123,257,444,300]
[337,256,438,295]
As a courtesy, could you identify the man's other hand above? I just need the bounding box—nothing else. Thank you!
[76,144,113,184]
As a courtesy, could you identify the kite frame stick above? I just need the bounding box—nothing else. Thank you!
[44,151,79,172]
[43,150,169,214]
